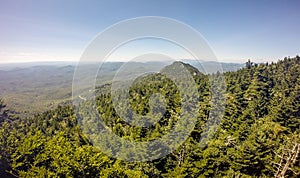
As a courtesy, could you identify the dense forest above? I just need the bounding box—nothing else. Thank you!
[0,56,299,177]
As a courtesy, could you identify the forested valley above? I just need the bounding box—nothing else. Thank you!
[0,56,299,177]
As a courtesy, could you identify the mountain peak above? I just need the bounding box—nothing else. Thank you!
[160,61,202,77]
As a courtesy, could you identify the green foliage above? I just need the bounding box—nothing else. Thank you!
[0,57,299,177]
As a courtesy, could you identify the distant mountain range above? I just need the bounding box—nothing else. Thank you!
[0,60,244,115]
[0,60,244,72]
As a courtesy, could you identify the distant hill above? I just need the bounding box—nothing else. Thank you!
[0,60,243,115]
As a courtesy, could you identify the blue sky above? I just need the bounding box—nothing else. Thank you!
[0,0,299,63]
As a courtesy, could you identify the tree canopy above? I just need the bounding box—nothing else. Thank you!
[0,57,299,177]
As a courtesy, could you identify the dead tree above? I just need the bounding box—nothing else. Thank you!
[274,142,300,178]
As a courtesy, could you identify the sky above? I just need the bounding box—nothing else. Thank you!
[0,0,299,63]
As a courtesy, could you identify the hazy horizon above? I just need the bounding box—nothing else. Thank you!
[0,58,247,65]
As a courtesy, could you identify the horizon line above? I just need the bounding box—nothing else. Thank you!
[0,58,267,65]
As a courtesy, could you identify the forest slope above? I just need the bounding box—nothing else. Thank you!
[0,57,299,177]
